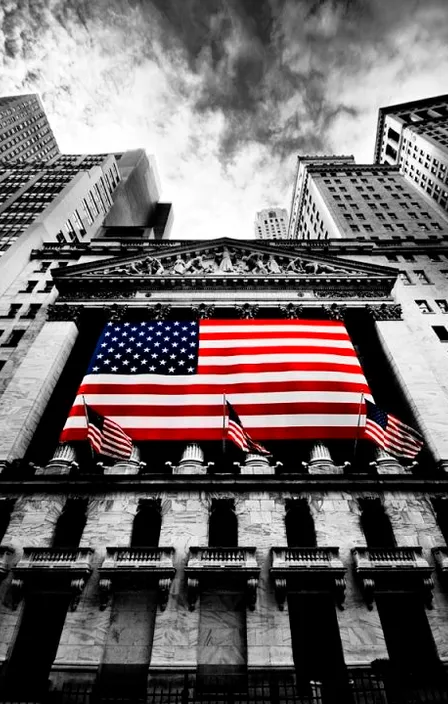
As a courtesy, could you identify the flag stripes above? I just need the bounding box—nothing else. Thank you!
[61,319,372,443]
[226,401,269,455]
[85,405,133,460]
[363,399,423,459]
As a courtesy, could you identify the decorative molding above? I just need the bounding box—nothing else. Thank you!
[151,303,172,321]
[279,303,304,319]
[191,303,216,320]
[366,303,403,321]
[323,304,347,321]
[46,304,83,324]
[235,303,259,319]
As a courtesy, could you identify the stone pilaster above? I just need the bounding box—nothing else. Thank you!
[376,320,448,464]
[150,493,208,669]
[0,322,78,463]
[238,494,294,669]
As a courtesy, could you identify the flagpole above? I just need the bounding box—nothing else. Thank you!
[82,395,94,459]
[353,392,365,461]
[222,392,227,456]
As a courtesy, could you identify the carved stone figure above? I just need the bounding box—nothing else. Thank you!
[218,248,234,273]
[267,255,282,274]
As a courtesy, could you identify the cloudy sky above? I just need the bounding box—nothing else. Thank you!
[1,0,448,239]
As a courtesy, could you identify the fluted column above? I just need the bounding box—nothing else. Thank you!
[173,444,207,474]
[307,443,343,474]
[36,443,78,476]
[103,444,144,475]
[241,453,273,475]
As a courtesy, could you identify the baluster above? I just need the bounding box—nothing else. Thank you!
[174,444,206,475]
[39,443,78,476]
[104,444,145,476]
[308,443,342,475]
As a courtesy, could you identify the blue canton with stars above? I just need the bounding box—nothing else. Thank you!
[87,321,199,375]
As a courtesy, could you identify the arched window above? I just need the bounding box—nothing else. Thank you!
[131,500,161,547]
[52,499,87,548]
[359,498,396,547]
[285,500,317,547]
[209,500,238,547]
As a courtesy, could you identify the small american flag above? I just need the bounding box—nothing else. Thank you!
[85,404,133,460]
[226,401,270,455]
[363,399,423,459]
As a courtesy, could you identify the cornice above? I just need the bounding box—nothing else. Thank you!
[0,474,446,494]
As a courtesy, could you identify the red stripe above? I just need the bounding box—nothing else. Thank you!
[200,330,351,341]
[200,319,345,328]
[198,345,357,357]
[78,380,370,396]
[68,402,366,419]
[61,426,364,443]
[196,362,363,374]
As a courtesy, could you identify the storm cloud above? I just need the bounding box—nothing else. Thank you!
[1,0,448,238]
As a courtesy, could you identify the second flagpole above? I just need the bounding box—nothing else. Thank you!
[222,392,227,456]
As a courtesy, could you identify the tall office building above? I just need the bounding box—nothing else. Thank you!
[0,94,59,163]
[2,94,448,703]
[288,155,448,241]
[254,208,288,239]
[374,94,448,216]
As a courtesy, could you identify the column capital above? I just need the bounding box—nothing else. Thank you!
[279,303,304,319]
[47,304,83,324]
[323,303,347,321]
[366,303,402,321]
[235,303,259,319]
[191,304,215,319]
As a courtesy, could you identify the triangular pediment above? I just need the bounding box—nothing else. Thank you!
[52,238,396,283]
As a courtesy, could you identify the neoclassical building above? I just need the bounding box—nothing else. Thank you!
[1,229,448,703]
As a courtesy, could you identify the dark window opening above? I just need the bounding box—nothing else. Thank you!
[0,304,21,319]
[285,499,317,547]
[131,500,161,547]
[21,304,41,319]
[209,500,238,547]
[0,499,14,543]
[19,279,38,293]
[433,326,448,342]
[1,329,25,347]
[431,499,448,545]
[288,594,348,698]
[3,594,70,696]
[387,127,400,144]
[52,498,87,548]
[359,498,396,547]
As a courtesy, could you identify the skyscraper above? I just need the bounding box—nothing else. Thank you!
[288,156,448,240]
[0,94,59,163]
[254,208,288,239]
[374,94,448,216]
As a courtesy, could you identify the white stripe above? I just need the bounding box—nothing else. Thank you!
[199,338,354,349]
[199,353,361,366]
[74,391,371,407]
[81,371,367,385]
[200,324,348,334]
[65,413,364,430]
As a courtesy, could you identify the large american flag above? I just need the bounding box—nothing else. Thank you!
[60,319,371,442]
[363,399,423,459]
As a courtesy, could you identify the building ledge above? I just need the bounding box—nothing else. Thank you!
[352,546,433,609]
[12,547,94,611]
[270,547,346,610]
[98,546,176,611]
[185,547,259,611]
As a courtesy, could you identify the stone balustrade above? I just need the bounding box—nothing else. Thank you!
[12,547,94,611]
[270,546,346,610]
[352,546,433,609]
[98,546,176,611]
[185,546,259,611]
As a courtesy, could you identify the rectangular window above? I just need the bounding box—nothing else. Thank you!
[1,329,25,347]
[398,271,412,285]
[436,300,448,314]
[19,280,38,294]
[415,300,433,314]
[414,270,431,284]
[432,326,448,341]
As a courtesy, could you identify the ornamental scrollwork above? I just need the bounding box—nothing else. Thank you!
[151,303,172,321]
[47,304,82,324]
[191,304,216,319]
[365,304,403,321]
[105,304,129,322]
[235,303,259,319]
[279,303,304,319]
[323,304,347,321]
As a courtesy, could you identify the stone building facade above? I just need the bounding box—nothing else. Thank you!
[1,233,448,702]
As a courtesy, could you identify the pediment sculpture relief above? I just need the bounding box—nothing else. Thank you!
[101,247,354,278]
